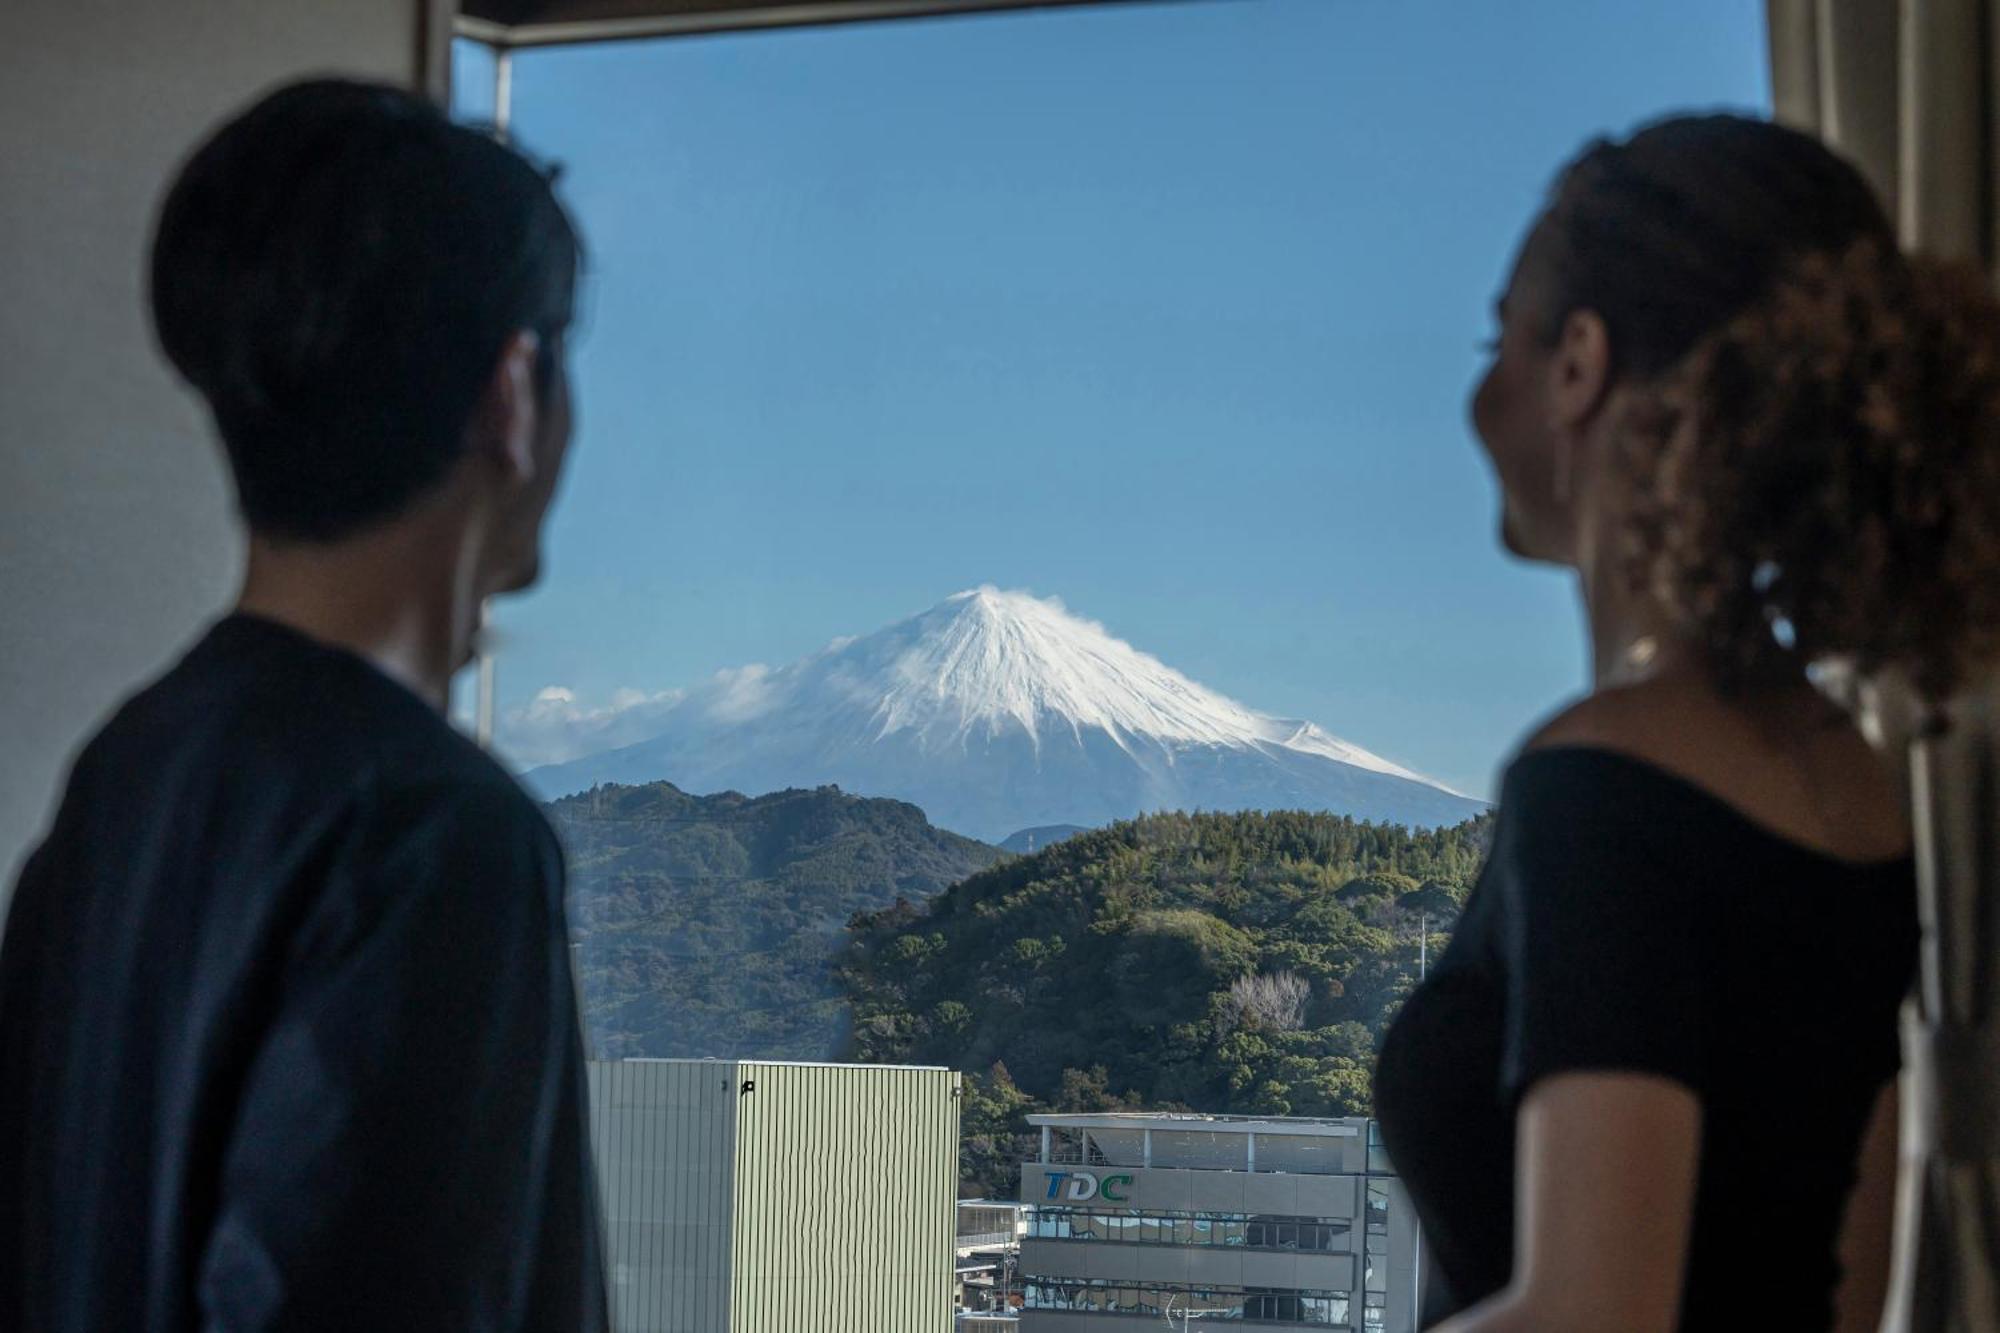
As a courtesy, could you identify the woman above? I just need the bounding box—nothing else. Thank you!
[1374,115,2000,1332]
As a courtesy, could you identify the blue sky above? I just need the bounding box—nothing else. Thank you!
[453,0,1769,800]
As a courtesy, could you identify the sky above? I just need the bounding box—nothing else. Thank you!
[452,0,1769,800]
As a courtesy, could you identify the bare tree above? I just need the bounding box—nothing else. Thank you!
[1223,971,1310,1032]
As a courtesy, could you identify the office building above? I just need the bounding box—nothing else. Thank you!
[588,1059,960,1333]
[1016,1113,1417,1332]
[957,1199,1029,1320]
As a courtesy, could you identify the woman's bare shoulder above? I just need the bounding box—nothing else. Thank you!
[1519,680,1720,760]
[1517,680,1909,861]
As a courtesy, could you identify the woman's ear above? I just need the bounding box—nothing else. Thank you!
[1546,308,1612,434]
[467,330,543,485]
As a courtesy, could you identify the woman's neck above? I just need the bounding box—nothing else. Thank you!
[1578,554,1698,690]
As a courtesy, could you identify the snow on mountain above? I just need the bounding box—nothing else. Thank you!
[519,587,1487,840]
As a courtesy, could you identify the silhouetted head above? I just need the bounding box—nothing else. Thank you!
[151,77,584,593]
[1475,113,2000,697]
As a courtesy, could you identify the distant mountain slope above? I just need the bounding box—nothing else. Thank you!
[527,587,1487,840]
[547,781,1001,1059]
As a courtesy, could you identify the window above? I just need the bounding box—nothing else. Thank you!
[1260,1132,1354,1174]
[1150,1130,1249,1172]
[453,11,1768,1332]
[1367,1121,1393,1174]
[456,0,1764,1067]
[1367,1180,1391,1237]
[1024,1279,1355,1326]
[1048,1127,1087,1165]
[1032,1206,1353,1252]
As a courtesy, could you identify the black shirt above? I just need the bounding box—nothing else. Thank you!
[0,615,607,1332]
[1375,747,1918,1331]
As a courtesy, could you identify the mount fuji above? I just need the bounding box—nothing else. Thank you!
[522,587,1487,840]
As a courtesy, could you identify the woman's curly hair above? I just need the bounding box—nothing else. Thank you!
[1618,243,2000,700]
[1537,115,2000,701]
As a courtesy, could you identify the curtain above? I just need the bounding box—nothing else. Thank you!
[1769,5,2000,1329]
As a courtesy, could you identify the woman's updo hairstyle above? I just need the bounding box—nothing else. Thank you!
[1535,114,2000,700]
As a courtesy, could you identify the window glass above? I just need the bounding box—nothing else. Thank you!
[452,0,1768,1075]
[1151,1130,1248,1172]
[454,13,1769,1331]
[1367,1180,1391,1236]
[1260,1132,1350,1174]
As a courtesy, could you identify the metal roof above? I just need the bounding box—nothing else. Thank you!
[1027,1110,1365,1137]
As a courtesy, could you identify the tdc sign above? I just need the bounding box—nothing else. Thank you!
[1043,1170,1132,1202]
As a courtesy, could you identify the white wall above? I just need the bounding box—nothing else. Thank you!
[0,0,440,885]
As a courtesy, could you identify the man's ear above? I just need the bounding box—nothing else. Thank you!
[1546,308,1612,434]
[469,330,542,485]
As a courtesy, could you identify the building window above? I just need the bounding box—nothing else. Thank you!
[1023,1280,1353,1327]
[1367,1121,1394,1175]
[1033,1206,1352,1251]
[1149,1129,1251,1171]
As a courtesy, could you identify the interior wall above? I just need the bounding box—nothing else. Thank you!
[0,0,437,886]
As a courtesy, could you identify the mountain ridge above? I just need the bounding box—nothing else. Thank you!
[550,779,1001,1059]
[525,587,1487,840]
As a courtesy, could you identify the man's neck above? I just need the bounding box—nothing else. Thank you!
[236,519,482,712]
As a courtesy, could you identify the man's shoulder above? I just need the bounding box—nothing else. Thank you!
[71,619,545,852]
[366,758,558,864]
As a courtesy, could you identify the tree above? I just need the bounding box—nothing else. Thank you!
[838,806,1490,1122]
[1223,971,1311,1032]
[959,1063,1037,1197]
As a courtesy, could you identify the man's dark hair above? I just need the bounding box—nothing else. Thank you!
[151,78,582,541]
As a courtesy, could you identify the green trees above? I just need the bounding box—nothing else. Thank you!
[838,806,1491,1195]
[548,781,1000,1059]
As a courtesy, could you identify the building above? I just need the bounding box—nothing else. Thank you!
[957,1199,1029,1320]
[587,1059,960,1333]
[959,1199,1031,1253]
[1016,1113,1418,1332]
[958,1314,1021,1332]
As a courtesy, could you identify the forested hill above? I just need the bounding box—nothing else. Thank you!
[547,781,1002,1060]
[837,809,1491,1193]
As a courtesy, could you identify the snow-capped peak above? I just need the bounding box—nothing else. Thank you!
[769,586,1441,787]
[513,586,1484,833]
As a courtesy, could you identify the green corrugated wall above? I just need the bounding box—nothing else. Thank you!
[728,1062,960,1333]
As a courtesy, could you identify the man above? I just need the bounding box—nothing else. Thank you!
[0,79,605,1330]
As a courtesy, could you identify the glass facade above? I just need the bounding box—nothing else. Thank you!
[1049,1127,1089,1165]
[1024,1280,1351,1326]
[1365,1180,1390,1239]
[1149,1128,1252,1171]
[1022,1119,1408,1331]
[1031,1207,1352,1252]
[1366,1121,1393,1175]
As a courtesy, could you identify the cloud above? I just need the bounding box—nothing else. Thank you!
[496,683,685,768]
[707,663,777,724]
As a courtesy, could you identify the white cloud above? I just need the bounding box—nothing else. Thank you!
[706,663,778,723]
[496,683,685,768]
